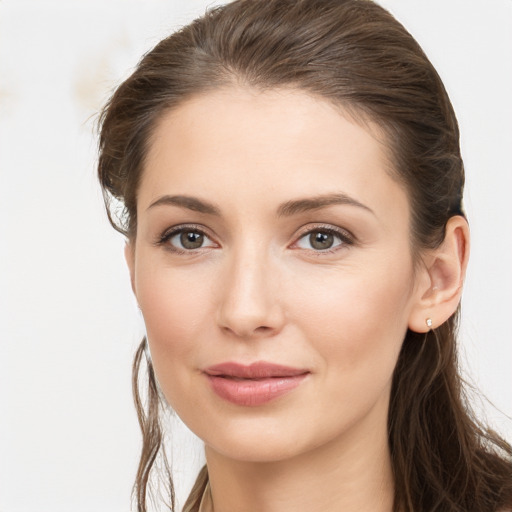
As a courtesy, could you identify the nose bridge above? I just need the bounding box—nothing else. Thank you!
[217,239,284,338]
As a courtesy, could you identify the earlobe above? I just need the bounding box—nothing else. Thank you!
[408,216,470,333]
[124,241,137,297]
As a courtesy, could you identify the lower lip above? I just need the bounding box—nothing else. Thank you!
[206,374,308,406]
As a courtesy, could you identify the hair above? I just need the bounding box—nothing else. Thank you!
[97,0,512,510]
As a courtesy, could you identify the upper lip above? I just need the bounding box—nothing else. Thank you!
[204,361,309,379]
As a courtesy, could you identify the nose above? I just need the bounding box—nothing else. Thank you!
[216,248,285,340]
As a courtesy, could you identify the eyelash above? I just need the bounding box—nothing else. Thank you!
[155,223,355,254]
[156,224,217,254]
[292,224,355,254]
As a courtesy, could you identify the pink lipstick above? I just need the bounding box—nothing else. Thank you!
[203,362,309,406]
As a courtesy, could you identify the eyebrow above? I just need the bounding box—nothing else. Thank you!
[146,192,374,217]
[277,193,374,217]
[147,195,221,215]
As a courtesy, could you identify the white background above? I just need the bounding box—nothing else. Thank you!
[1,1,511,511]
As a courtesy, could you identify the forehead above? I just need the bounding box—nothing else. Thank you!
[140,86,408,222]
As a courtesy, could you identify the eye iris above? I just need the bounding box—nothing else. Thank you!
[180,231,204,249]
[310,231,334,250]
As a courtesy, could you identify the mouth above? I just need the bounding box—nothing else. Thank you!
[203,361,310,406]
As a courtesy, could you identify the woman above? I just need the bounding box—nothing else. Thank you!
[97,0,512,510]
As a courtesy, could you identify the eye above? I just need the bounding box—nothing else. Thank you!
[159,226,217,252]
[294,227,352,252]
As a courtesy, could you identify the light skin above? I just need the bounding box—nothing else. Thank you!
[125,87,469,512]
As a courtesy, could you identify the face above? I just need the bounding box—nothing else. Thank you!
[128,87,427,463]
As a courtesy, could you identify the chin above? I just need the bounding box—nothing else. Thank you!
[197,411,345,465]
[207,433,311,463]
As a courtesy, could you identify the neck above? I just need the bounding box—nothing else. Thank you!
[204,405,394,512]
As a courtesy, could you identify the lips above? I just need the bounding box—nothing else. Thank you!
[203,362,309,406]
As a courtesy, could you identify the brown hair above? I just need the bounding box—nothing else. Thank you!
[97,0,512,510]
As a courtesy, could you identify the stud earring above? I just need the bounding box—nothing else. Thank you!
[426,318,433,329]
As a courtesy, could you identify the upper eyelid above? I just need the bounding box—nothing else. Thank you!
[156,223,217,247]
[292,223,355,242]
[160,223,211,238]
[287,225,356,256]
[155,222,355,248]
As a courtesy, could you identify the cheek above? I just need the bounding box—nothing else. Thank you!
[287,268,412,440]
[291,260,413,378]
[135,261,215,378]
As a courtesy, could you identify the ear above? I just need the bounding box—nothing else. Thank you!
[124,241,137,298]
[408,216,470,333]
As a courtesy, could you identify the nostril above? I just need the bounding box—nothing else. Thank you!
[219,322,279,339]
[254,325,273,333]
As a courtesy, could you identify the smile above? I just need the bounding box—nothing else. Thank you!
[203,362,310,406]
